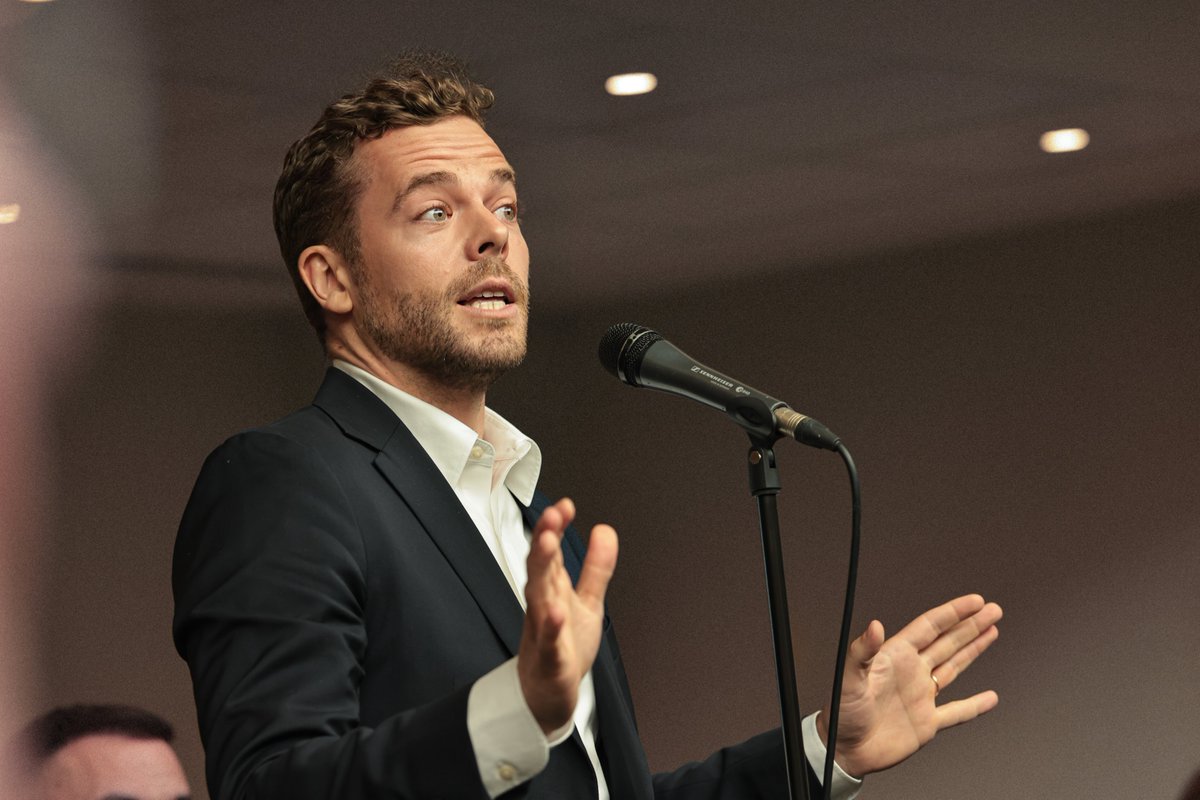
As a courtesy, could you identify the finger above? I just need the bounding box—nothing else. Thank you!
[527,500,574,585]
[894,594,987,651]
[922,602,1003,669]
[557,497,576,527]
[525,529,567,610]
[932,623,999,691]
[933,690,999,731]
[527,528,564,576]
[533,497,575,539]
[575,524,618,607]
[823,620,886,727]
[849,619,886,672]
[535,597,566,654]
[525,531,570,655]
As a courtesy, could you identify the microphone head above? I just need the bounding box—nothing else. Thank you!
[598,323,661,384]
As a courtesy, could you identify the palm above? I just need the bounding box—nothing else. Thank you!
[825,595,1002,777]
[519,498,618,733]
[535,570,606,697]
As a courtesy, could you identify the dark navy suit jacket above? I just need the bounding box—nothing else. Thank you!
[173,368,803,799]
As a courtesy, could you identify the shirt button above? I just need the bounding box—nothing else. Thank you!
[497,762,518,781]
[470,445,484,460]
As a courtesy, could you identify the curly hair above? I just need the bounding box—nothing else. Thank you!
[272,52,495,341]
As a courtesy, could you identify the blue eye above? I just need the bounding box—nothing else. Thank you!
[495,204,518,222]
[419,207,448,222]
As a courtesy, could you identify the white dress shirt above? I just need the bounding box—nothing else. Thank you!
[334,361,860,799]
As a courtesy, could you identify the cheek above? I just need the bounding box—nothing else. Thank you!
[367,236,450,292]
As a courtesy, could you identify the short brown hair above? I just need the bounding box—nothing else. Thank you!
[272,52,495,341]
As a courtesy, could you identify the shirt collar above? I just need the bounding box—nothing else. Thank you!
[332,360,542,505]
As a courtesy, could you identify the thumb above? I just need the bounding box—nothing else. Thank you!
[576,524,618,607]
[849,619,885,672]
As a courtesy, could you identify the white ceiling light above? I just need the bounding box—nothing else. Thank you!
[0,204,21,225]
[605,72,658,96]
[1040,128,1090,154]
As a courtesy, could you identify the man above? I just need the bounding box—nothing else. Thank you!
[19,704,191,800]
[173,52,1002,799]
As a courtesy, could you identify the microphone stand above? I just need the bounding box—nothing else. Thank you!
[747,437,811,800]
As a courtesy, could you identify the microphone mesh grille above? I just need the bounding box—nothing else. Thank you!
[598,323,662,385]
[598,323,645,377]
[618,328,661,383]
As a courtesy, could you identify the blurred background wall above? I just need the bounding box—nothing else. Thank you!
[35,192,1200,798]
[3,1,1199,798]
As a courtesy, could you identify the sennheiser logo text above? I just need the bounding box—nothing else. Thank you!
[691,365,734,389]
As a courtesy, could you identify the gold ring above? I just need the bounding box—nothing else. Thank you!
[931,672,941,696]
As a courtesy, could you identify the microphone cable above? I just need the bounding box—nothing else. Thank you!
[597,322,864,797]
[820,441,861,799]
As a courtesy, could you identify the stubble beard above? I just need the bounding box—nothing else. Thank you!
[356,257,530,394]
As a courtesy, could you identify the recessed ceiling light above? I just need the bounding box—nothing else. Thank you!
[0,204,21,225]
[1039,128,1090,154]
[605,72,657,97]
[19,0,57,4]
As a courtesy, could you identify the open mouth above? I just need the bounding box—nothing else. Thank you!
[457,281,516,311]
[459,290,510,311]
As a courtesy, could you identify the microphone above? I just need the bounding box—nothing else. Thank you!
[598,323,841,451]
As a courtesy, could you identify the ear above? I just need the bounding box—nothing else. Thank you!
[298,245,355,316]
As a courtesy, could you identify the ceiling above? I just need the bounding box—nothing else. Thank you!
[3,0,1200,311]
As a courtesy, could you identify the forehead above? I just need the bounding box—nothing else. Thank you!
[355,116,512,186]
[44,734,188,795]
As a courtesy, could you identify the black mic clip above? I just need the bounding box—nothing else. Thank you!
[728,394,782,444]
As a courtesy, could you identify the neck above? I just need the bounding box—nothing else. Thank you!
[328,341,489,436]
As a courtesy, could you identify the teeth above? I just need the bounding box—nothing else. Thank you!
[461,288,509,310]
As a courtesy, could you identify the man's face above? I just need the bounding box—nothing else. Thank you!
[36,734,190,800]
[346,115,531,392]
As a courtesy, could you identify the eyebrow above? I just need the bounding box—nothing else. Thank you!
[390,167,517,214]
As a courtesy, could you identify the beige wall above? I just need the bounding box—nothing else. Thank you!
[36,193,1200,798]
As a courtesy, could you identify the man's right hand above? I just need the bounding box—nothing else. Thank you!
[518,498,618,735]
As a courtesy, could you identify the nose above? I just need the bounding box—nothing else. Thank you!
[465,202,509,262]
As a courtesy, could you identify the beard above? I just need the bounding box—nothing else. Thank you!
[355,256,530,394]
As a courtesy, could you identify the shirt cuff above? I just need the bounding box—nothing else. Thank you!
[802,712,864,800]
[467,657,575,798]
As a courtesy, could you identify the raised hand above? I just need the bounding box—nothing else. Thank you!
[820,594,1002,777]
[518,498,619,734]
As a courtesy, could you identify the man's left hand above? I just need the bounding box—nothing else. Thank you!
[818,593,1002,777]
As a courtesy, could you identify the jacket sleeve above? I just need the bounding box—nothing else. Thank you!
[172,430,494,800]
[652,728,818,800]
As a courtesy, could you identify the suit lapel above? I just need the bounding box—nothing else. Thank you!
[375,434,527,656]
[314,371,650,793]
[313,368,525,657]
[590,635,653,799]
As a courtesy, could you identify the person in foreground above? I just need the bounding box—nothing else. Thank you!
[18,704,191,800]
[172,52,1002,799]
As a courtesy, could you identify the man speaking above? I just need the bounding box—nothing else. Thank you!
[172,52,1001,799]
